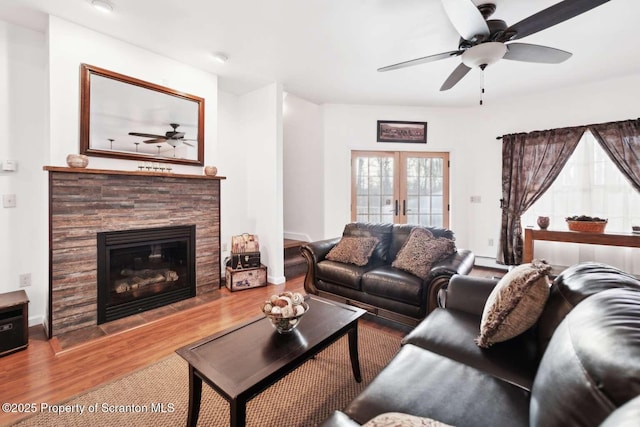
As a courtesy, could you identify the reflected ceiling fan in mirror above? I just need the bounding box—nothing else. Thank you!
[378,0,610,104]
[129,123,196,147]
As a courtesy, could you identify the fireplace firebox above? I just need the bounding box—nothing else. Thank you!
[97,225,196,324]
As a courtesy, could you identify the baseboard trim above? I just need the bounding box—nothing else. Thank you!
[29,315,45,328]
[284,231,311,242]
[268,275,286,285]
[474,256,509,271]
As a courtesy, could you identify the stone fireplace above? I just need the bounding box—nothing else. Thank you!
[45,167,223,338]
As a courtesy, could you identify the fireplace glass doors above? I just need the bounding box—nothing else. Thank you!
[97,225,196,324]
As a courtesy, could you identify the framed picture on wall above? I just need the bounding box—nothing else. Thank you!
[377,120,427,143]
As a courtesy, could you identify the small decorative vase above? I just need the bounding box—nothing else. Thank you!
[204,166,218,176]
[537,216,550,230]
[66,154,89,168]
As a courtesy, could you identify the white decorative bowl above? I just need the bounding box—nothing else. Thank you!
[66,154,89,168]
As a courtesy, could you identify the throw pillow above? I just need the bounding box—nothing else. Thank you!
[325,236,379,267]
[363,412,454,427]
[476,259,552,348]
[391,228,455,280]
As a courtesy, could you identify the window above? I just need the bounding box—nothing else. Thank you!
[351,151,450,226]
[522,131,640,273]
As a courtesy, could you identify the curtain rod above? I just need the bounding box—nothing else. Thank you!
[496,117,640,140]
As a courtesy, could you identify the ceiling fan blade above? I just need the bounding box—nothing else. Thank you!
[504,43,572,64]
[129,132,165,138]
[143,138,167,144]
[498,0,610,42]
[183,141,195,147]
[441,0,490,41]
[440,62,472,91]
[378,50,462,72]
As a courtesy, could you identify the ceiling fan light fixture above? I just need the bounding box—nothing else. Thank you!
[461,42,507,68]
[91,0,114,13]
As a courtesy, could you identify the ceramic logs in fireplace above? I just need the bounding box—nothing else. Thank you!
[97,225,196,324]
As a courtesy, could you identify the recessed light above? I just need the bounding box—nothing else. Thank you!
[91,0,114,13]
[212,52,229,64]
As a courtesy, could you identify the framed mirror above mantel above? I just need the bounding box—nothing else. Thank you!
[80,63,205,166]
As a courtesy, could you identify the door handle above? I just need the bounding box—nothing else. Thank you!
[402,200,406,216]
[395,200,399,216]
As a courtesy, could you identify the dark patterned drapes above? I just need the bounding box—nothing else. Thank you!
[590,119,640,193]
[497,127,585,265]
[497,118,640,265]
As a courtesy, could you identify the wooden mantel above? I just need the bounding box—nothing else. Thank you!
[43,166,226,180]
[523,228,640,263]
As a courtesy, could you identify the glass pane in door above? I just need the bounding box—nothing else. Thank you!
[405,156,444,227]
[354,155,395,223]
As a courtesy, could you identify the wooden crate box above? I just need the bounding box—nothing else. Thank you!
[225,265,267,291]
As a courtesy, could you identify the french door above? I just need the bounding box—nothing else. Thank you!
[351,151,450,227]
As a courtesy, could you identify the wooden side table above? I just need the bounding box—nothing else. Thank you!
[523,228,640,263]
[0,290,29,357]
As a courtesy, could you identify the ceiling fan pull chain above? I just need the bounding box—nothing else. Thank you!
[479,64,486,106]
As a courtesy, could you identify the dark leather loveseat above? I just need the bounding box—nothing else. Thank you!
[320,262,640,427]
[301,222,474,326]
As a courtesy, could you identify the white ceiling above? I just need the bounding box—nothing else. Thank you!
[1,0,638,107]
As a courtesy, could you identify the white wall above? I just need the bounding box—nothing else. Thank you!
[47,16,218,173]
[318,73,640,260]
[0,20,47,325]
[283,93,324,242]
[217,90,248,266]
[321,104,473,246]
[237,84,285,284]
[460,73,640,259]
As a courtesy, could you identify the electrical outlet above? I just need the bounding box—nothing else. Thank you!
[470,196,482,203]
[488,238,494,247]
[222,243,228,252]
[3,194,16,208]
[19,273,31,287]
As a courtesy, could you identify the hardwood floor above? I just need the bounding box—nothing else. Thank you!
[0,267,501,426]
[0,276,406,426]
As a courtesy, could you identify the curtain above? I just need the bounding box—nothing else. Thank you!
[497,127,586,265]
[590,119,640,193]
[520,131,640,274]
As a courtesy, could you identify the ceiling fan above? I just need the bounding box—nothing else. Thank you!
[378,0,610,94]
[129,123,196,147]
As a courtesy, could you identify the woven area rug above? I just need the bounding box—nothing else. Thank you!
[15,325,401,427]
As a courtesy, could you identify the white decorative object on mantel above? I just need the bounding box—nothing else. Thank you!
[66,154,89,168]
[204,166,218,176]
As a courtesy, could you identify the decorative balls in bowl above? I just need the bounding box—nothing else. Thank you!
[261,292,308,334]
[565,215,608,233]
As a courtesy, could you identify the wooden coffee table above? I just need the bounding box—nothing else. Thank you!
[175,296,366,427]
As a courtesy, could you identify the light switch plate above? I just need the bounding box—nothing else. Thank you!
[1,160,17,171]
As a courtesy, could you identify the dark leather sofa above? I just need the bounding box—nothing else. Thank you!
[301,222,475,326]
[320,262,640,427]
